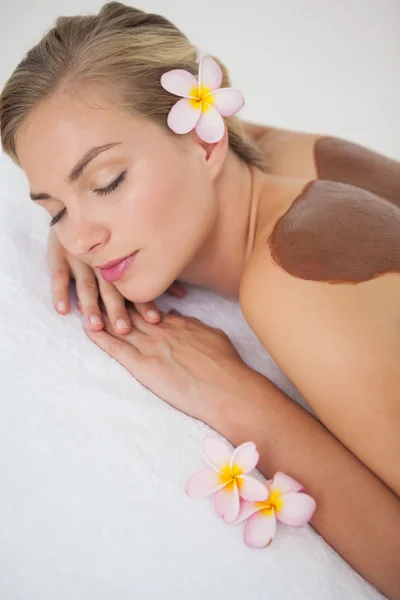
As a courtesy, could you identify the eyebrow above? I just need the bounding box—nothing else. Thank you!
[29,142,121,201]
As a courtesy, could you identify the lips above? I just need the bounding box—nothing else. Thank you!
[98,252,138,283]
[96,252,136,270]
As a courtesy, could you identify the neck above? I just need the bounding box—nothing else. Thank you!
[178,151,264,298]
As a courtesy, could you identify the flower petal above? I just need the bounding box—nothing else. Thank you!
[161,69,198,98]
[198,55,223,92]
[214,481,240,523]
[195,104,225,143]
[238,475,269,501]
[270,472,304,493]
[276,492,316,526]
[232,500,261,524]
[244,510,277,548]
[207,88,245,116]
[185,469,226,497]
[167,98,201,135]
[201,436,232,474]
[230,441,259,474]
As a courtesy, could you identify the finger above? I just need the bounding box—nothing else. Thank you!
[95,276,133,335]
[84,326,143,375]
[164,308,190,327]
[133,301,161,324]
[70,257,104,331]
[166,281,186,298]
[98,309,149,355]
[127,307,157,334]
[166,309,206,328]
[51,262,72,314]
[48,232,72,314]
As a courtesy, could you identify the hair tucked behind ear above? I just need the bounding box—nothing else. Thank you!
[0,1,264,169]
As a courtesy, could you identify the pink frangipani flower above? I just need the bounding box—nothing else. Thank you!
[233,472,317,548]
[160,54,245,143]
[185,437,268,523]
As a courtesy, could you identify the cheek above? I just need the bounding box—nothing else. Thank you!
[117,150,212,254]
[118,181,171,241]
[121,164,190,237]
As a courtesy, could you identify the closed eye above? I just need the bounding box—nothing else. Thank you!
[94,170,127,197]
[49,170,127,227]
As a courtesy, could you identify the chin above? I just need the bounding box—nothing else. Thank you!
[119,279,170,305]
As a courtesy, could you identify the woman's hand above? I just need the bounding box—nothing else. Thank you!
[82,305,252,426]
[47,227,186,335]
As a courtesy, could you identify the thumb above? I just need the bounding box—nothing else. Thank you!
[84,327,142,375]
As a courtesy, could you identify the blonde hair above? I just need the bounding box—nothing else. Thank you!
[0,1,264,170]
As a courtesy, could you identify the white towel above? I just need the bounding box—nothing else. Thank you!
[0,152,384,599]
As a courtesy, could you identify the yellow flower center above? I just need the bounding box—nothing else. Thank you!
[255,488,284,516]
[218,463,244,491]
[188,84,215,112]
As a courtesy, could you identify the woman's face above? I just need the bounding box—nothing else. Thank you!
[15,90,217,303]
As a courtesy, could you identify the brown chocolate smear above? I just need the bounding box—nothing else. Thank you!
[314,136,400,207]
[267,179,400,284]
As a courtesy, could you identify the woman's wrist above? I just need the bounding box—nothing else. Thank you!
[206,366,273,448]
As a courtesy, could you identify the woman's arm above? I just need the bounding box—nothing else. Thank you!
[211,368,400,600]
[243,120,400,206]
[83,298,400,598]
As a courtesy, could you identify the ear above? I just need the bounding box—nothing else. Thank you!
[194,126,229,181]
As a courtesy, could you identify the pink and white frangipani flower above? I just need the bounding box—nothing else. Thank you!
[233,472,317,548]
[185,437,268,523]
[160,54,245,143]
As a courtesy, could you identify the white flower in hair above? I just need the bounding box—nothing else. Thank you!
[160,54,245,143]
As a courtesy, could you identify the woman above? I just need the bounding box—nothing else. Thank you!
[1,2,399,597]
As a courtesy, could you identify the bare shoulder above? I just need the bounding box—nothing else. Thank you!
[240,179,400,346]
[244,120,400,206]
[239,180,400,493]
[244,121,321,178]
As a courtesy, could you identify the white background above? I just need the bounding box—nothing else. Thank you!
[0,2,397,599]
[1,0,399,159]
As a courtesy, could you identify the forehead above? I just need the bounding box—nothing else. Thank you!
[15,91,161,180]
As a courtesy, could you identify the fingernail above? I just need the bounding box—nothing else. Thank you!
[57,300,66,312]
[90,314,102,325]
[116,318,129,330]
[147,309,159,320]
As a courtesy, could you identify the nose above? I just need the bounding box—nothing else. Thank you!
[65,211,108,258]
